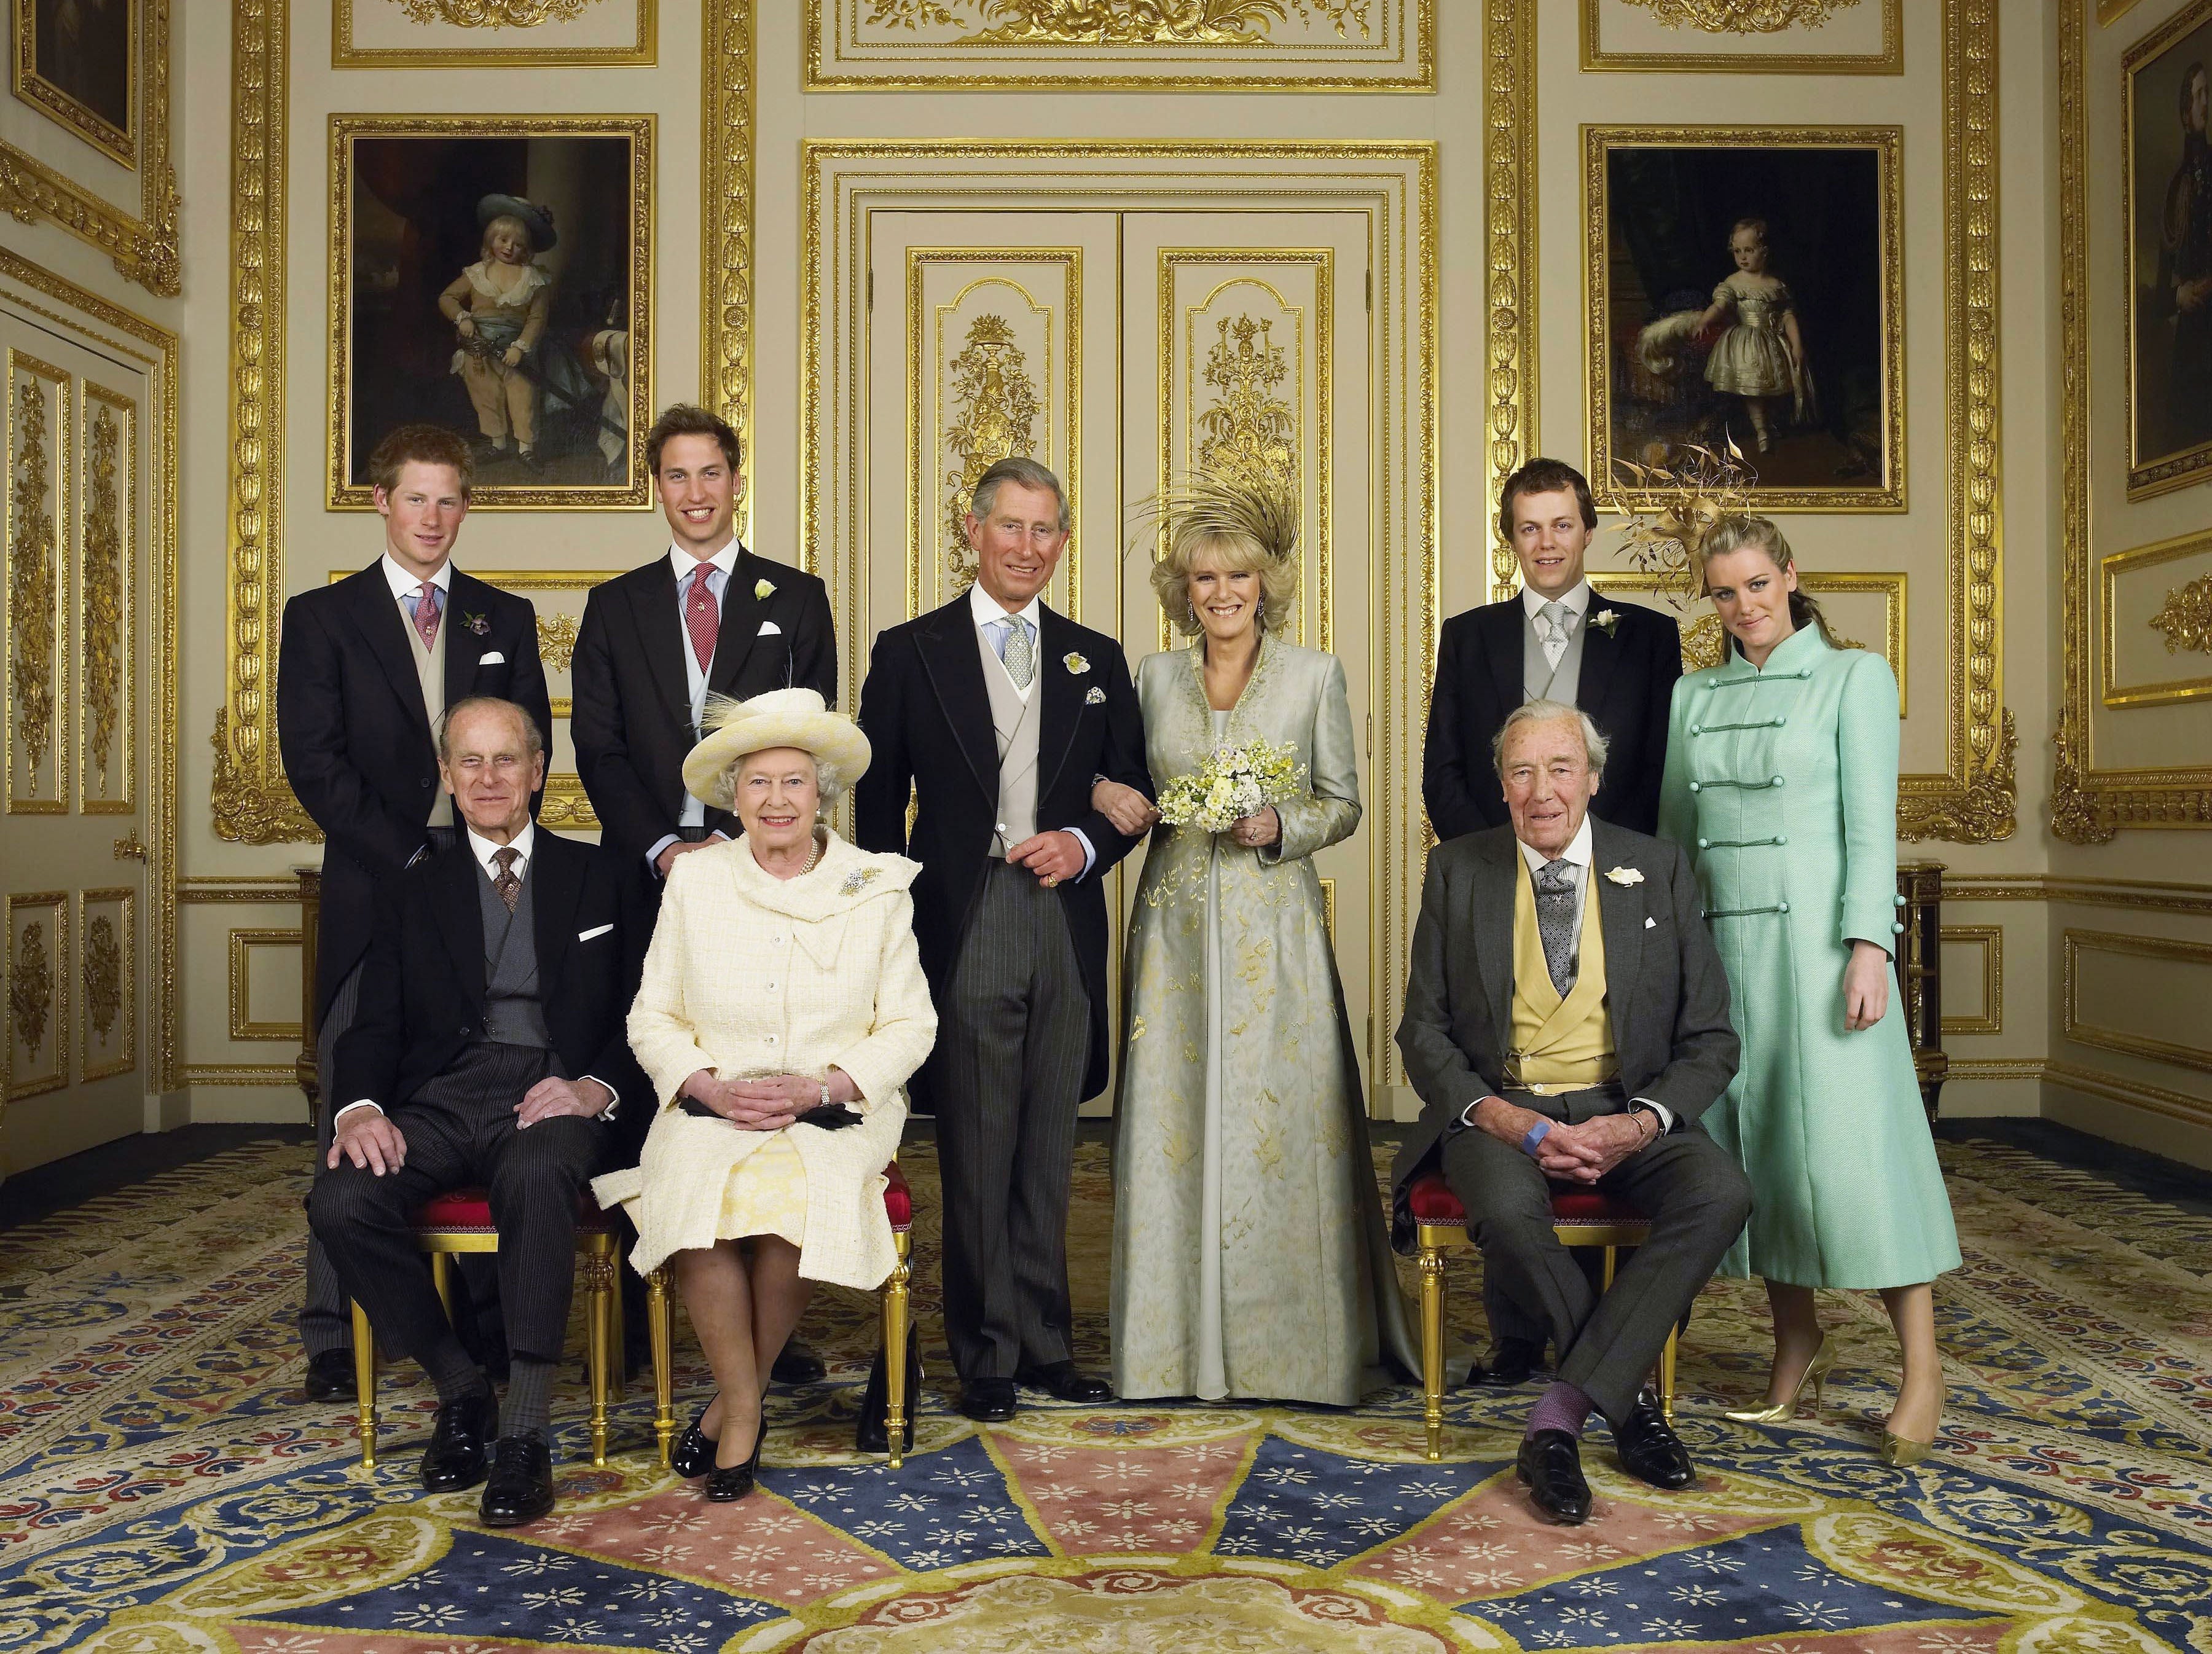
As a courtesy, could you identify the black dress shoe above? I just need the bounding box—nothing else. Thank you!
[1516,1429,1593,1524]
[1014,1361,1113,1403]
[1465,1336,1544,1388]
[771,1338,827,1387]
[1614,1389,1696,1490]
[704,1417,766,1503]
[856,1341,922,1454]
[418,1391,495,1494]
[959,1378,1018,1422]
[669,1403,717,1480]
[479,1431,555,1527]
[303,1349,355,1403]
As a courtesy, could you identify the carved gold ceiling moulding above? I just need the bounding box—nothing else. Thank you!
[1,248,181,1091]
[2053,0,2212,839]
[396,0,605,22]
[331,0,657,69]
[0,0,175,295]
[1581,0,1899,73]
[218,0,753,840]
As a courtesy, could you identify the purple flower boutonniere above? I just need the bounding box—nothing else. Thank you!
[463,611,491,637]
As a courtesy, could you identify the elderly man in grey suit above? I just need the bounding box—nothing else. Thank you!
[1394,699,1749,1525]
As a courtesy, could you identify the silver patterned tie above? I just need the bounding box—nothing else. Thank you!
[1540,600,1569,663]
[1534,859,1578,995]
[1002,616,1036,691]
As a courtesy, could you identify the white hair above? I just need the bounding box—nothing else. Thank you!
[1492,699,1609,779]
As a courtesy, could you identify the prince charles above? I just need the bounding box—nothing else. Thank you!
[1394,700,1749,1524]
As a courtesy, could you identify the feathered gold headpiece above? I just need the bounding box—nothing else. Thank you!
[1139,468,1300,566]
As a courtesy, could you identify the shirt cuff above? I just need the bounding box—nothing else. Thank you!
[581,1075,619,1119]
[1454,1093,1502,1132]
[1068,826,1097,879]
[645,833,680,874]
[334,1099,383,1121]
[1630,1097,1674,1134]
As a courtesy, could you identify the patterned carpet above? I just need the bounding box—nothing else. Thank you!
[2,1134,2209,1652]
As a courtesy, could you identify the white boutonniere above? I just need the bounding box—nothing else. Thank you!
[1591,608,1620,638]
[1604,865,1643,887]
[755,578,775,601]
[1085,686,1105,705]
[1064,651,1089,674]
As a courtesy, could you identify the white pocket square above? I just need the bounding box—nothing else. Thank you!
[757,620,782,636]
[1645,916,1657,929]
[577,923,614,942]
[478,650,506,665]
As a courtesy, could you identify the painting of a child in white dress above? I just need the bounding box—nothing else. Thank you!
[1594,138,1899,506]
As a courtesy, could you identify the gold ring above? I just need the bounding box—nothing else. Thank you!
[1043,875,1059,888]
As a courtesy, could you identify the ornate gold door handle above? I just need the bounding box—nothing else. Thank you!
[112,834,147,862]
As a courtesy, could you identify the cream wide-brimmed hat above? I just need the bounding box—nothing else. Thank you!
[680,688,872,811]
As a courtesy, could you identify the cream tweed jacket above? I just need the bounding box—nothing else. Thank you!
[593,830,936,1288]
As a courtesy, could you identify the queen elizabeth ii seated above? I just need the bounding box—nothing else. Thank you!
[594,689,936,1501]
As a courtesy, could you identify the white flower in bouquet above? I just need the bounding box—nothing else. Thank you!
[1156,739,1308,834]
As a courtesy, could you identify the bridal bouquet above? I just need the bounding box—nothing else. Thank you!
[1155,739,1308,834]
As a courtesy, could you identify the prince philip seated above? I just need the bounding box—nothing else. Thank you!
[1393,699,1750,1525]
[308,696,653,1527]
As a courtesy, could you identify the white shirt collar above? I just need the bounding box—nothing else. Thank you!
[669,541,741,586]
[1517,812,1594,876]
[968,581,1043,635]
[1521,577,1590,622]
[381,552,453,601]
[465,820,535,876]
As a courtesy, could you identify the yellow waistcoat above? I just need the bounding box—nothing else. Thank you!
[1509,858,1618,1090]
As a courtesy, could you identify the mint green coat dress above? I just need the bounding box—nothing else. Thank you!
[1658,624,1959,1289]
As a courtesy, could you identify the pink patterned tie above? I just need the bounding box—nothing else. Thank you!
[412,582,442,651]
[686,566,719,672]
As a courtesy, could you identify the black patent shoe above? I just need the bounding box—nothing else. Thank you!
[771,1338,827,1386]
[704,1416,766,1503]
[669,1403,718,1480]
[856,1341,922,1454]
[479,1431,555,1527]
[418,1390,495,1494]
[1516,1429,1593,1524]
[1015,1360,1113,1403]
[959,1378,1017,1422]
[1614,1389,1696,1490]
[1466,1336,1544,1387]
[303,1348,355,1403]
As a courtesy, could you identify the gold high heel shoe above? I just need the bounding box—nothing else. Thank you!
[1724,1334,1837,1424]
[1878,1430,1933,1466]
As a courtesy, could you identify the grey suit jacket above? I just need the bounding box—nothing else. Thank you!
[1390,820,1738,1231]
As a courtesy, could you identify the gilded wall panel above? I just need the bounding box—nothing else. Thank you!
[332,0,656,66]
[2054,0,2212,836]
[0,0,174,294]
[77,384,133,813]
[806,0,1430,89]
[79,885,133,1080]
[1580,0,1902,73]
[6,890,68,1100]
[907,251,1080,620]
[7,353,68,815]
[227,926,303,1043]
[1939,923,2002,1037]
[1158,252,1331,653]
[2064,928,2212,1073]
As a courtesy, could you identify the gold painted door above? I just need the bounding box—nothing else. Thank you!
[862,209,1376,1110]
[2,312,152,1174]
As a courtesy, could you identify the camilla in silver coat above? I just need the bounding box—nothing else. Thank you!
[1108,481,1416,1406]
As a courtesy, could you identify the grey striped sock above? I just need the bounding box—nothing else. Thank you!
[500,1356,556,1438]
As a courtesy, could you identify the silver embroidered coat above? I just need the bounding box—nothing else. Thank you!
[1110,636,1417,1404]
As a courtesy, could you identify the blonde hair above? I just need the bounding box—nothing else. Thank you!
[1696,514,1841,650]
[1151,528,1298,638]
[479,213,536,259]
[1145,472,1300,638]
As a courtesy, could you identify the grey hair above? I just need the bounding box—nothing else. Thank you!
[1492,698,1609,780]
[970,456,1072,533]
[437,696,544,764]
[727,747,845,814]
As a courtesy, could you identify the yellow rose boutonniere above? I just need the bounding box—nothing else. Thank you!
[755,578,775,601]
[1064,651,1089,674]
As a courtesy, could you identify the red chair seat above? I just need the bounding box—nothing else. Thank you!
[410,1186,616,1233]
[883,1161,912,1231]
[1406,1171,1649,1229]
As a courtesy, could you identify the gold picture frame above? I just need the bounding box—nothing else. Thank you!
[12,0,135,166]
[0,0,171,294]
[1583,123,1906,516]
[1579,0,1904,75]
[330,0,657,68]
[324,114,654,513]
[2100,527,2212,710]
[2120,0,2212,501]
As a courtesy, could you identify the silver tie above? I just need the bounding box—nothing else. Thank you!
[1540,600,1571,662]
[1534,858,1578,995]
[1002,616,1035,691]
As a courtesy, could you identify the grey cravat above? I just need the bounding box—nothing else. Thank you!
[1539,600,1570,664]
[1534,858,1577,995]
[1000,615,1036,691]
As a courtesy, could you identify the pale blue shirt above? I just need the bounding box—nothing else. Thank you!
[646,541,742,873]
[965,582,1095,878]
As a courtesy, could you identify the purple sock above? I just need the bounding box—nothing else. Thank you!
[1527,1380,1594,1440]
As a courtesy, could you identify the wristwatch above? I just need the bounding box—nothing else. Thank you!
[1627,1099,1668,1139]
